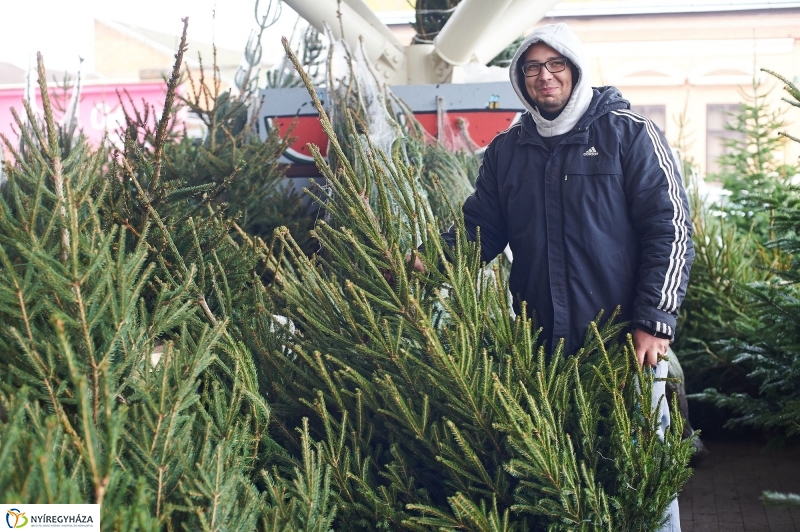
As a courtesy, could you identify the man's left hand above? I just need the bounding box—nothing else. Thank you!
[633,328,669,368]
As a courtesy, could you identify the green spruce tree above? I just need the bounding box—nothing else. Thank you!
[0,24,336,530]
[256,39,694,531]
[710,76,799,238]
[693,69,800,508]
[674,86,787,402]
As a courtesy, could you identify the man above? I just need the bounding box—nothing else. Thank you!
[415,23,694,365]
[414,23,692,530]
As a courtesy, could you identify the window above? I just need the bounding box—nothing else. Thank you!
[706,104,744,176]
[630,105,666,135]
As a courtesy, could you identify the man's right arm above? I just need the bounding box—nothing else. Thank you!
[442,141,509,264]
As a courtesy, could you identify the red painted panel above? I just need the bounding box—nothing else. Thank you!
[412,110,520,150]
[269,116,330,160]
[269,109,520,163]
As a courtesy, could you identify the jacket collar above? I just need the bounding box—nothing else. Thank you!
[517,87,629,147]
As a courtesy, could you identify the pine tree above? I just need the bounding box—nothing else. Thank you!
[710,76,799,238]
[0,24,335,530]
[256,39,694,531]
[692,69,800,508]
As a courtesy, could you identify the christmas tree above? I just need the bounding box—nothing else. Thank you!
[709,76,799,239]
[693,69,800,508]
[258,39,694,531]
[1,19,696,530]
[0,24,333,530]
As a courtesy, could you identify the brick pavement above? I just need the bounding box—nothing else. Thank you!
[679,439,800,531]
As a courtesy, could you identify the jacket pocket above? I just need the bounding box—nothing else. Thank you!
[563,156,623,177]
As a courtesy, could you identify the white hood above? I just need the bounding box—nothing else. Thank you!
[509,23,593,137]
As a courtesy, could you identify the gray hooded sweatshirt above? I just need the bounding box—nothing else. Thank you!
[508,23,594,137]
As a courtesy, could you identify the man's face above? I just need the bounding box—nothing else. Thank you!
[522,43,574,114]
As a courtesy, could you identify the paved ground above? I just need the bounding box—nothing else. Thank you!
[679,439,800,531]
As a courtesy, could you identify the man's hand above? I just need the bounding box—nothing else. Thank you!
[383,253,426,285]
[633,328,669,368]
[406,253,425,274]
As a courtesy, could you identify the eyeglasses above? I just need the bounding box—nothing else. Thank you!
[521,58,569,77]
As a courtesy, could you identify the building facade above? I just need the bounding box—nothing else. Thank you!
[548,4,800,177]
[373,1,800,177]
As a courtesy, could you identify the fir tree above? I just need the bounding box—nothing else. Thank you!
[0,49,268,528]
[710,76,799,238]
[692,69,800,508]
[113,40,314,253]
[0,24,334,530]
[257,39,694,531]
[674,87,786,400]
[0,15,699,529]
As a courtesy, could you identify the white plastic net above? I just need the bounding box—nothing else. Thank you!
[321,27,480,243]
[326,28,399,159]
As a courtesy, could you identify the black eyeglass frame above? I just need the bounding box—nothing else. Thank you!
[521,58,570,77]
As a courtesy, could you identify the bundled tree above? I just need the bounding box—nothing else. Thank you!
[258,40,694,531]
[0,26,338,530]
[321,34,478,232]
[411,0,462,44]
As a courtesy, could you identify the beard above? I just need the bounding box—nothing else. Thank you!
[533,88,571,115]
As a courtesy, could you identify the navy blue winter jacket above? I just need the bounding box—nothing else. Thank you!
[445,86,694,354]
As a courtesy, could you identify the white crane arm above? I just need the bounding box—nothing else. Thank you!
[283,0,562,85]
[283,0,406,83]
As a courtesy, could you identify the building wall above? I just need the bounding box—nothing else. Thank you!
[540,9,800,176]
[365,0,412,11]
[379,5,800,177]
[94,20,173,80]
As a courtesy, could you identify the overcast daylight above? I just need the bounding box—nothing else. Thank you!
[0,0,298,71]
[2,2,800,531]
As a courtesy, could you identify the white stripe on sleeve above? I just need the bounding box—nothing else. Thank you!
[611,110,689,314]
